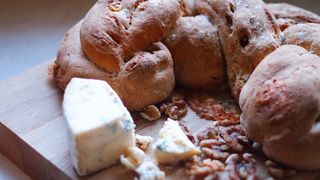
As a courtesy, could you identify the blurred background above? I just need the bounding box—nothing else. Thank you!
[0,0,319,178]
[0,0,96,80]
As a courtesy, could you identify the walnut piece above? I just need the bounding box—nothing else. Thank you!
[140,105,161,121]
[190,159,225,176]
[160,95,188,120]
[218,125,251,153]
[200,140,231,161]
[179,123,196,144]
[225,153,257,180]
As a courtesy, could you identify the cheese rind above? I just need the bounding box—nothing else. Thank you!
[63,78,135,175]
[153,119,200,164]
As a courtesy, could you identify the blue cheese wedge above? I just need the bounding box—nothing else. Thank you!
[153,119,200,164]
[63,78,136,176]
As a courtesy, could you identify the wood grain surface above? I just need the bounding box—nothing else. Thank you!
[0,153,31,180]
[0,62,320,180]
[0,61,211,179]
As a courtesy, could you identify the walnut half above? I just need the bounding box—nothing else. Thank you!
[140,105,161,121]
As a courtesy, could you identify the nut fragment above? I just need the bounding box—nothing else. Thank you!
[160,94,188,120]
[190,159,225,176]
[135,134,154,150]
[201,147,230,162]
[179,123,196,143]
[140,105,161,121]
[225,153,257,180]
[219,125,251,153]
[265,160,297,179]
[109,1,122,12]
[186,92,240,122]
[198,126,220,141]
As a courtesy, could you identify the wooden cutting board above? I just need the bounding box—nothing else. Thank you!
[0,61,320,180]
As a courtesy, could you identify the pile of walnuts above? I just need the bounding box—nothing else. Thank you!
[186,123,256,179]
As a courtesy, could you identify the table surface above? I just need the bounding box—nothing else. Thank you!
[0,0,96,179]
[0,0,319,179]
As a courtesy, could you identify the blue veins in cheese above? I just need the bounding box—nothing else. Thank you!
[153,119,200,164]
[63,78,136,176]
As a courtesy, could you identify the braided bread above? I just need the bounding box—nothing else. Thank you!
[51,0,320,172]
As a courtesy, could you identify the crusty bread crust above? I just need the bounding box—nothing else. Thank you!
[164,15,226,90]
[240,45,320,170]
[179,0,198,16]
[283,23,320,56]
[54,21,175,111]
[196,0,281,102]
[80,0,180,72]
[268,3,320,31]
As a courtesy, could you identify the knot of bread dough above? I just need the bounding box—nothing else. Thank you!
[163,0,281,92]
[240,45,320,170]
[53,0,320,170]
[80,0,180,72]
[53,0,181,111]
[163,15,227,90]
[195,0,281,101]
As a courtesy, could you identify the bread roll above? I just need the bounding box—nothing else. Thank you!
[53,21,175,111]
[80,0,180,72]
[240,45,320,170]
